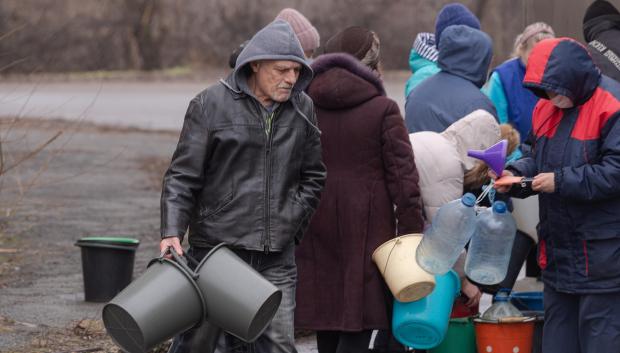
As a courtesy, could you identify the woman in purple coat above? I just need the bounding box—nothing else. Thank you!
[295,27,424,353]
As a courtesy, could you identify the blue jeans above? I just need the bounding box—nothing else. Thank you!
[543,286,620,353]
[168,244,298,353]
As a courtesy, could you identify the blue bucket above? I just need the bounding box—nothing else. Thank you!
[510,291,544,311]
[392,270,461,349]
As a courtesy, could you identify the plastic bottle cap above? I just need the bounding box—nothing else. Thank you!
[493,201,507,214]
[461,193,476,207]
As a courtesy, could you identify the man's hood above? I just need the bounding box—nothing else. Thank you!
[232,20,313,94]
[440,109,500,171]
[583,14,620,42]
[583,0,620,42]
[437,25,493,88]
[523,38,601,106]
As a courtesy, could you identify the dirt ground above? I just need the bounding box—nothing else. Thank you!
[0,118,181,353]
[0,117,321,353]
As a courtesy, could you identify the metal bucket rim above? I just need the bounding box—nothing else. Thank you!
[473,316,536,324]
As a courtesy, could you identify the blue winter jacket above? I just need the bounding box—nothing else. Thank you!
[508,38,620,293]
[483,58,539,142]
[404,25,497,133]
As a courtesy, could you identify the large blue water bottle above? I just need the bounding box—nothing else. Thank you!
[416,193,477,275]
[465,201,517,285]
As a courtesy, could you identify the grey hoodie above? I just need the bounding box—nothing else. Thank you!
[233,19,313,95]
[161,20,325,251]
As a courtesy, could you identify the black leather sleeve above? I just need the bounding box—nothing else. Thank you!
[160,95,209,239]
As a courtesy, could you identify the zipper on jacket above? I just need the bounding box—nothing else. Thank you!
[263,110,278,254]
[248,99,271,253]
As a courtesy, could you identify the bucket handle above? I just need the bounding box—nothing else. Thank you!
[161,247,200,280]
[381,237,402,276]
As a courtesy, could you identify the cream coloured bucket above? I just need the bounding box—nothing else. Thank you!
[372,234,436,302]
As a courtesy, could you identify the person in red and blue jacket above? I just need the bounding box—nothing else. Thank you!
[494,37,620,353]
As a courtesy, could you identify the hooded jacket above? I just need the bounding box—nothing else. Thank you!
[161,20,326,252]
[404,32,441,98]
[509,38,620,293]
[410,110,500,222]
[295,53,423,331]
[583,3,620,82]
[404,25,497,133]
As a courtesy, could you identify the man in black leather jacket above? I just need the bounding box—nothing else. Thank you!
[161,19,326,353]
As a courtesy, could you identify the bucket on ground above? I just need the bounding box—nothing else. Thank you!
[372,234,435,302]
[474,317,535,353]
[102,252,205,353]
[392,270,460,350]
[428,317,476,353]
[75,236,139,302]
[194,244,282,342]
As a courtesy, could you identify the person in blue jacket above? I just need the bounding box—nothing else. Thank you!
[404,32,440,98]
[482,22,555,142]
[404,25,496,133]
[495,37,620,353]
[404,2,480,98]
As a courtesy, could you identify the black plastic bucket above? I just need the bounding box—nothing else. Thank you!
[102,252,205,353]
[75,237,140,302]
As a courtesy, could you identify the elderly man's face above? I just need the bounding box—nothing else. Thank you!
[250,60,301,106]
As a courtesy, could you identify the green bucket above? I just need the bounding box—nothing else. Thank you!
[102,252,205,353]
[429,317,477,353]
[194,244,282,342]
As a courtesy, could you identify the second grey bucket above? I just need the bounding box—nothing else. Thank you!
[195,244,282,342]
[102,254,205,353]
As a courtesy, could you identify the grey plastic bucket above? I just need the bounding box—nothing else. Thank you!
[102,252,205,353]
[195,244,282,342]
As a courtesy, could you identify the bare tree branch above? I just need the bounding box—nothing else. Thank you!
[0,130,62,176]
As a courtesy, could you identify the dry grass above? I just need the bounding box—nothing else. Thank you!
[1,318,172,353]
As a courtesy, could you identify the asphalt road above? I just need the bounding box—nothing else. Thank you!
[0,72,409,131]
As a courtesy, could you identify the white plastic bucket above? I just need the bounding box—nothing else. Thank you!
[372,234,436,302]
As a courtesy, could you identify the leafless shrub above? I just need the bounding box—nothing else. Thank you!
[1,0,573,73]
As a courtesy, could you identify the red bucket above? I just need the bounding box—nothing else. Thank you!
[474,318,535,353]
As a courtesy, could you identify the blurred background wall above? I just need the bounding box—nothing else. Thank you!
[0,0,618,73]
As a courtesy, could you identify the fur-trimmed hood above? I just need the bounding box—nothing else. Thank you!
[308,53,385,109]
